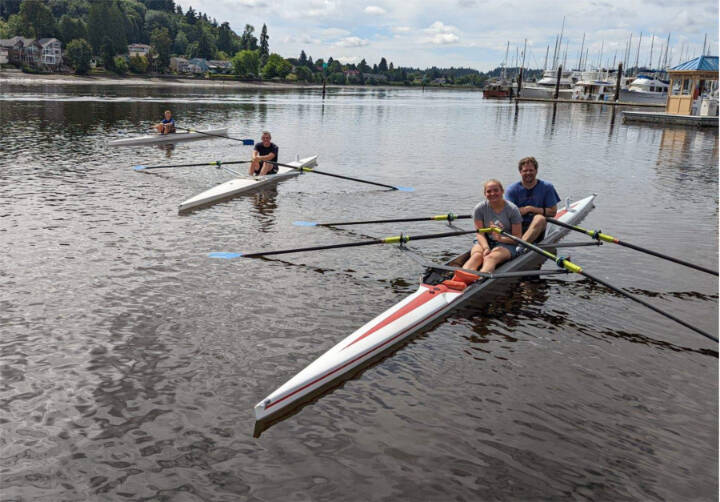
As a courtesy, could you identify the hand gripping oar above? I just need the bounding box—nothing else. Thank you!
[547,217,718,276]
[208,228,493,259]
[263,160,413,192]
[294,213,472,227]
[493,228,717,343]
[133,160,249,171]
[175,126,254,145]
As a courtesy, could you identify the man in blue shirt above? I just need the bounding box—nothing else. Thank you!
[505,156,560,244]
[154,110,176,134]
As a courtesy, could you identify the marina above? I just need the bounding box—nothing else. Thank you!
[1,52,717,502]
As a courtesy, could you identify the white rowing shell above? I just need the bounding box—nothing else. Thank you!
[109,128,228,146]
[178,155,318,212]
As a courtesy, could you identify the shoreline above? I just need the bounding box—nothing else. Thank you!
[0,69,482,91]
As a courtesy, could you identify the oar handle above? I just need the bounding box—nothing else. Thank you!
[265,160,404,190]
[309,214,473,227]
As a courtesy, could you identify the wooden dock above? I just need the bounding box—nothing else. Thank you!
[515,97,664,108]
[622,111,718,127]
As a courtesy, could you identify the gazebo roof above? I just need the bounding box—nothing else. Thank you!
[670,55,718,72]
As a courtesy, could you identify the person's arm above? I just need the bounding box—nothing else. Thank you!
[510,222,522,238]
[475,219,491,254]
[544,204,557,217]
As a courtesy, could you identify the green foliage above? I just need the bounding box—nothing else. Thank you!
[231,49,258,77]
[195,27,215,59]
[239,24,257,50]
[65,37,92,74]
[293,65,312,82]
[58,14,86,43]
[258,23,268,66]
[260,53,290,79]
[328,71,346,84]
[128,54,148,73]
[173,30,188,54]
[0,19,10,38]
[327,59,342,74]
[0,0,22,19]
[88,2,125,54]
[113,55,128,73]
[377,57,388,72]
[5,14,28,37]
[145,9,175,40]
[216,21,236,54]
[150,26,171,69]
[20,0,56,38]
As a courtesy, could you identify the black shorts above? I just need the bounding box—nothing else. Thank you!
[253,163,278,175]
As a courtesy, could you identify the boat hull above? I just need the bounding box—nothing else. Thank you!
[254,195,597,421]
[108,128,229,146]
[178,155,318,213]
[618,89,667,105]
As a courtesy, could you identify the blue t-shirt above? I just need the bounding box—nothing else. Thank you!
[161,118,175,125]
[505,179,560,225]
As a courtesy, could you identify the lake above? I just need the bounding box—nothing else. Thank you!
[0,81,717,501]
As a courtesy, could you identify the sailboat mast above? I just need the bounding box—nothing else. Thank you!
[634,32,642,75]
[648,33,655,69]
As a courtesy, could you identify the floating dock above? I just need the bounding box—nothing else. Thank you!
[515,97,664,108]
[622,111,718,127]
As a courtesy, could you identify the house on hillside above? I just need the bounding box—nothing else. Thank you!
[38,38,63,70]
[0,46,8,64]
[187,58,209,74]
[208,60,232,74]
[0,37,41,66]
[128,43,151,58]
[170,57,189,73]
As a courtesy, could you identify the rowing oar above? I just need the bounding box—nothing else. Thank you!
[294,213,472,227]
[208,228,490,259]
[263,160,414,192]
[175,126,254,145]
[547,217,718,276]
[494,228,718,342]
[133,160,248,171]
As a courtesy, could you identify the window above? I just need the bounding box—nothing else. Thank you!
[681,78,691,95]
[671,79,682,95]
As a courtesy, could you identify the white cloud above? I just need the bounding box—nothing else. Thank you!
[364,6,387,15]
[392,26,411,33]
[336,55,361,64]
[421,21,460,44]
[334,36,370,47]
[426,33,460,45]
[424,21,459,35]
[319,27,351,38]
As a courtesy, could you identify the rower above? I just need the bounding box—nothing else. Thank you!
[462,179,522,273]
[505,156,560,248]
[249,131,279,176]
[154,110,176,135]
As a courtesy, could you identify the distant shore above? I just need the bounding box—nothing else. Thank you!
[0,69,482,91]
[0,69,322,89]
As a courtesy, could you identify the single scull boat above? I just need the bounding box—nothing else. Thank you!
[178,155,318,213]
[109,128,229,147]
[254,194,596,421]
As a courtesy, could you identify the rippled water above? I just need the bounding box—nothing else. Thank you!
[1,82,717,501]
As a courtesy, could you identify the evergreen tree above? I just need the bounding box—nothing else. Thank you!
[20,0,56,38]
[173,31,188,54]
[358,58,370,73]
[58,15,87,44]
[88,1,111,53]
[299,50,307,65]
[150,27,172,69]
[216,21,234,53]
[196,27,215,59]
[101,36,115,69]
[258,23,269,66]
[107,1,127,53]
[378,57,388,72]
[185,5,196,24]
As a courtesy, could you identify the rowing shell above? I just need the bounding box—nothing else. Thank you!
[178,155,318,213]
[254,194,596,421]
[108,128,228,146]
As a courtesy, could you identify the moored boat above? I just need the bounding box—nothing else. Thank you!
[178,155,318,213]
[254,195,596,421]
[109,128,229,146]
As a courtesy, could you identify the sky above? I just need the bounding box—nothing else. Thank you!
[175,0,719,71]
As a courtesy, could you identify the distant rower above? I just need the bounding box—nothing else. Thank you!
[154,110,176,135]
[249,131,279,176]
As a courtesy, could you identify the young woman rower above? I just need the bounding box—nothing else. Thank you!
[154,110,176,134]
[462,179,523,272]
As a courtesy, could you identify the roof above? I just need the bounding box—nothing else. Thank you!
[38,38,60,46]
[128,43,151,49]
[670,55,718,72]
[0,36,36,47]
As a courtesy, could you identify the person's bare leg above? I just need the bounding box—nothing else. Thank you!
[522,215,547,243]
[249,158,260,175]
[462,243,485,270]
[259,161,274,176]
[479,248,511,273]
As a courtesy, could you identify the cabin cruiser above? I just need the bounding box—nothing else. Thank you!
[619,74,669,104]
[519,69,578,99]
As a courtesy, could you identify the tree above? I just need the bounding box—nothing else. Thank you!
[261,53,291,79]
[101,36,115,70]
[196,28,215,59]
[294,65,312,82]
[19,0,56,38]
[328,71,346,84]
[299,50,307,65]
[150,27,171,69]
[216,21,235,53]
[258,23,269,66]
[173,31,188,54]
[328,59,342,74]
[239,24,257,50]
[128,54,148,73]
[185,5,196,24]
[231,49,259,77]
[378,57,388,72]
[5,14,28,37]
[145,10,175,40]
[113,55,128,73]
[0,0,22,19]
[58,15,87,44]
[358,58,370,73]
[0,19,10,39]
[65,38,92,74]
